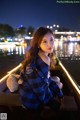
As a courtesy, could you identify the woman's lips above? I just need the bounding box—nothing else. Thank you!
[48,48,52,50]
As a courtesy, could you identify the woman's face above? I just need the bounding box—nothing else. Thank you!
[40,33,54,54]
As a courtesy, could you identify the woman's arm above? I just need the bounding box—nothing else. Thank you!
[49,77,64,99]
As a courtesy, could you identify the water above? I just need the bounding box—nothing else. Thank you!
[0,43,27,56]
[54,41,80,58]
[0,41,80,57]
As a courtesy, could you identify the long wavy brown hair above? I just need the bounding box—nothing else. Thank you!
[21,27,56,71]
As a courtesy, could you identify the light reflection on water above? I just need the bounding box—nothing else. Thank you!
[0,42,80,57]
[54,41,80,57]
[0,44,27,55]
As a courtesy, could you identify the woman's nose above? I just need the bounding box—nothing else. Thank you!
[48,42,52,47]
[48,42,51,46]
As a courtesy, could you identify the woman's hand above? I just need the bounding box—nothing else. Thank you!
[52,76,63,89]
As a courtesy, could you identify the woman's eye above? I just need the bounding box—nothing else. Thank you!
[43,40,47,43]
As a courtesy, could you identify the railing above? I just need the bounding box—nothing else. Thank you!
[0,64,22,83]
[59,61,80,106]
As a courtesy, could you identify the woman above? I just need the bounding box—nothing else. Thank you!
[19,27,63,111]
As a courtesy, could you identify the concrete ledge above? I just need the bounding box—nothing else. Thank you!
[0,93,78,112]
[0,93,21,106]
[60,96,78,111]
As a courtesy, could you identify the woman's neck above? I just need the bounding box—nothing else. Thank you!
[38,50,50,66]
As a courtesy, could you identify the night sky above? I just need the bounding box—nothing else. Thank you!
[0,0,80,31]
